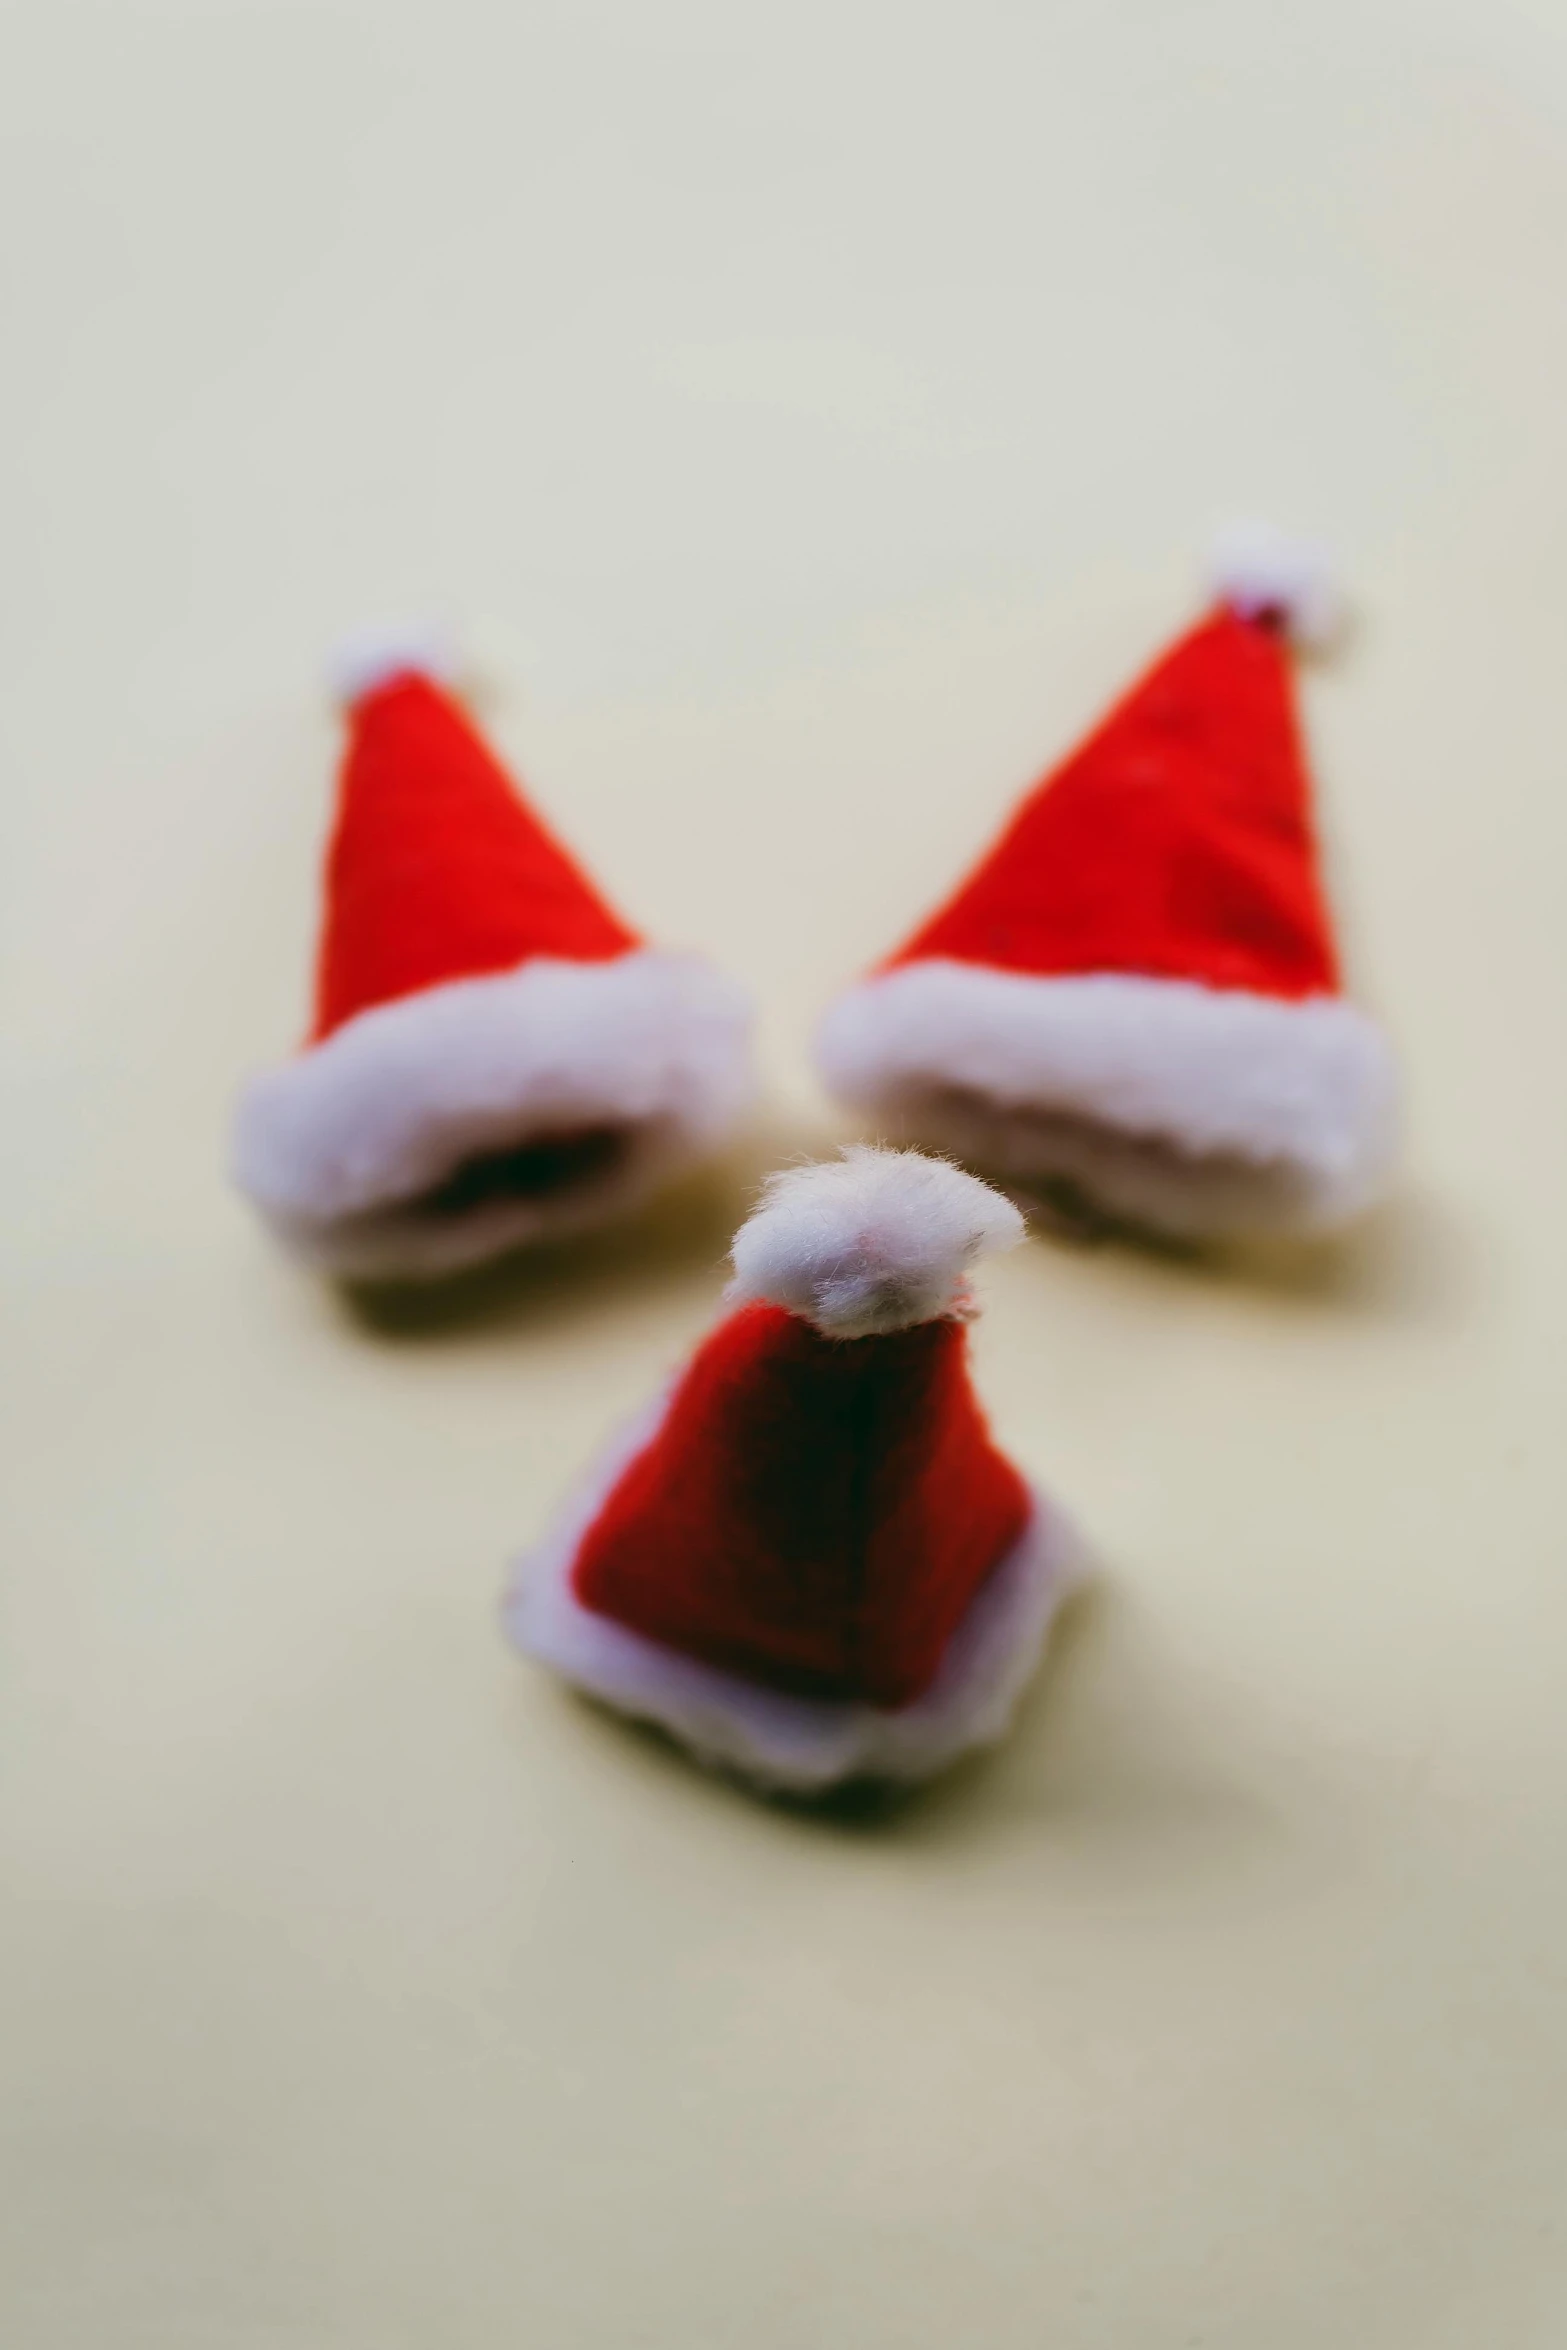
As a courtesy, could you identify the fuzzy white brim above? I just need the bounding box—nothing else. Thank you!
[232,949,753,1278]
[815,961,1397,1238]
[504,1393,1080,1794]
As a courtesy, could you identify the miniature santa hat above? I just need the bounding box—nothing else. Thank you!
[507,1148,1080,1793]
[816,529,1397,1238]
[232,637,753,1279]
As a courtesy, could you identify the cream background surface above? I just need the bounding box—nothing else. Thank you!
[3,3,1566,2344]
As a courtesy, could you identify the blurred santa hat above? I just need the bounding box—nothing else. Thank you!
[232,638,753,1279]
[816,529,1397,1239]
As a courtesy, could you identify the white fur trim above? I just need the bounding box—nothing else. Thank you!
[726,1147,1023,1338]
[1208,521,1341,650]
[816,962,1397,1238]
[327,625,456,705]
[504,1392,1081,1794]
[232,950,753,1278]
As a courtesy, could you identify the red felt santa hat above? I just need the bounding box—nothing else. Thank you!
[232,636,753,1278]
[507,1148,1079,1793]
[816,529,1398,1238]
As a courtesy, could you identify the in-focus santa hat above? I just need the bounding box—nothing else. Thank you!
[816,529,1397,1239]
[507,1148,1080,1794]
[232,638,753,1278]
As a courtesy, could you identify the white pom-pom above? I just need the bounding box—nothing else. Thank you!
[1208,522,1342,650]
[327,625,456,707]
[727,1147,1024,1339]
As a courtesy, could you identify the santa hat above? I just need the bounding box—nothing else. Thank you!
[232,637,753,1278]
[507,1149,1080,1793]
[816,530,1397,1238]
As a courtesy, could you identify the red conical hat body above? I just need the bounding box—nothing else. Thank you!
[572,1302,1031,1708]
[312,671,638,1041]
[889,607,1339,999]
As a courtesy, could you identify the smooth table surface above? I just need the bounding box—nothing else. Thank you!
[3,3,1566,2343]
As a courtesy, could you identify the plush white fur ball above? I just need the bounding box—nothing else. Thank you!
[1209,521,1342,650]
[727,1147,1024,1339]
[327,625,457,706]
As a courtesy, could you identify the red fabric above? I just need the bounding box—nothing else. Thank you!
[312,673,639,1040]
[889,607,1340,1000]
[573,1303,1031,1708]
